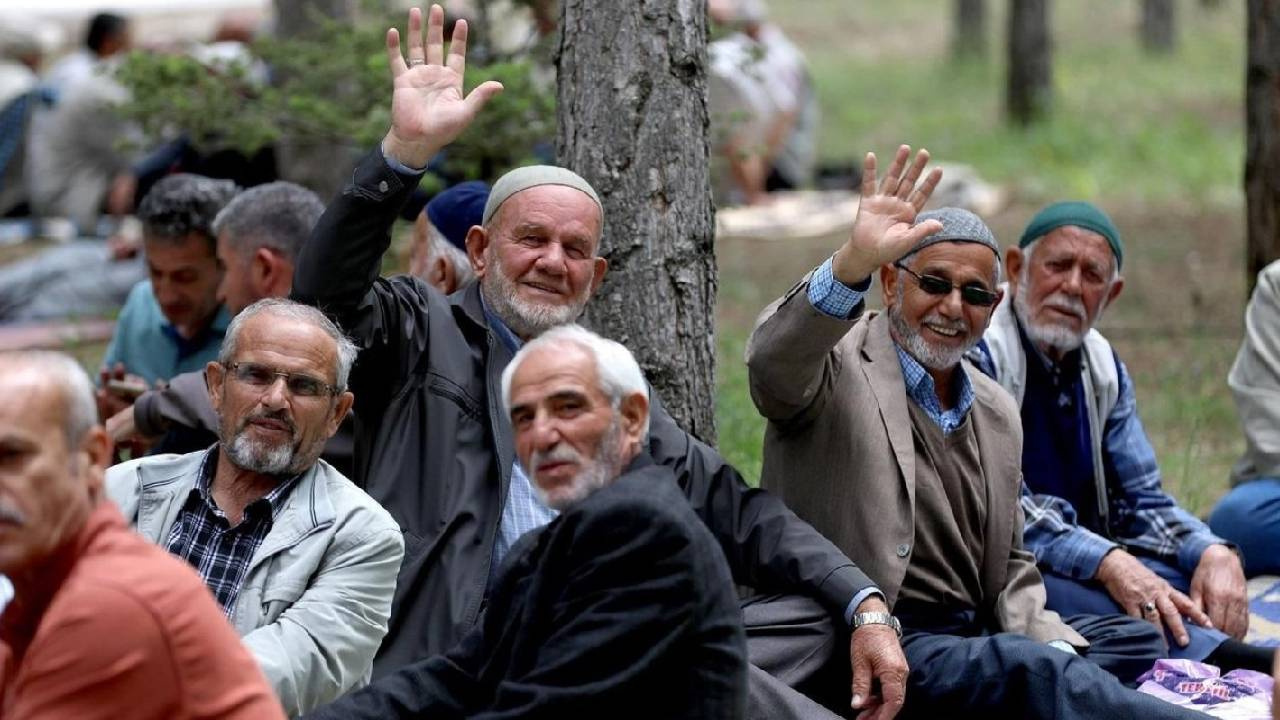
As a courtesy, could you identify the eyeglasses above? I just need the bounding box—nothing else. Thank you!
[223,362,339,398]
[894,262,999,307]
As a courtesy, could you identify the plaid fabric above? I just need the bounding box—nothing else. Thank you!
[895,344,975,434]
[165,451,300,617]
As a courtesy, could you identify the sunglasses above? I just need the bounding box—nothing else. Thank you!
[894,263,999,307]
[223,361,339,398]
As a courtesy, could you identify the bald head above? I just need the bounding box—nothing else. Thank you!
[0,352,97,446]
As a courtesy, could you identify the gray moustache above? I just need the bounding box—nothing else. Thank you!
[0,503,26,526]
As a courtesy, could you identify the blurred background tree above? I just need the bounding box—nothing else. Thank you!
[114,1,555,197]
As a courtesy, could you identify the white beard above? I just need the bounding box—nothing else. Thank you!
[226,430,296,475]
[1012,275,1094,354]
[481,258,591,339]
[888,283,978,371]
[527,420,623,511]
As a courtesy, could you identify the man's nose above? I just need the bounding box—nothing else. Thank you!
[938,287,965,317]
[259,376,291,408]
[533,243,567,275]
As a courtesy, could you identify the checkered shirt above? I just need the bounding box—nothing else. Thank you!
[165,451,300,617]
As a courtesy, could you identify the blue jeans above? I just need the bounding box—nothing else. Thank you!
[1209,477,1280,576]
[1040,556,1229,661]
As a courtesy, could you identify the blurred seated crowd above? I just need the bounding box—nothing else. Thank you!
[0,3,1278,720]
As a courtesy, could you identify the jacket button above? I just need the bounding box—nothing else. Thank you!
[377,180,390,193]
[896,543,910,558]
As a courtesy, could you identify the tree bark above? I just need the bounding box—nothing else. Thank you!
[1006,0,1052,126]
[1246,0,1280,292]
[272,0,363,198]
[1141,0,1177,54]
[952,0,988,61]
[556,0,718,442]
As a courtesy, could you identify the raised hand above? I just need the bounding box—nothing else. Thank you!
[832,145,944,285]
[382,5,504,168]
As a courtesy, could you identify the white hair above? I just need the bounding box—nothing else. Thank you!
[500,324,650,440]
[0,351,97,445]
[219,298,359,391]
[424,222,476,287]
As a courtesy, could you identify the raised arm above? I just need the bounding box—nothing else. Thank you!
[747,146,943,425]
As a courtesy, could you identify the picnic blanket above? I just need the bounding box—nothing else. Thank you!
[1247,574,1280,647]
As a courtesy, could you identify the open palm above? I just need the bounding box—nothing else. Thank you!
[383,5,503,166]
[833,145,944,284]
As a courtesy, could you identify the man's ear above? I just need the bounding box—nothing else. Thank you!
[878,264,897,308]
[619,391,649,448]
[256,248,290,295]
[1005,246,1024,292]
[589,256,608,295]
[430,255,457,295]
[1105,275,1125,308]
[327,391,354,437]
[205,361,226,412]
[465,225,489,277]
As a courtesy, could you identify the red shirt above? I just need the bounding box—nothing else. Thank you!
[0,502,285,720]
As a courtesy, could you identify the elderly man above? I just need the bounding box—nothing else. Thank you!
[970,201,1275,673]
[408,180,485,294]
[292,7,897,718]
[101,174,237,386]
[746,148,1202,719]
[106,298,404,717]
[0,351,283,719]
[1209,258,1280,576]
[304,325,747,719]
[103,182,354,469]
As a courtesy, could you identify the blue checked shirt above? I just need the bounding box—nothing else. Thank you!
[482,299,559,573]
[165,451,300,616]
[971,345,1227,580]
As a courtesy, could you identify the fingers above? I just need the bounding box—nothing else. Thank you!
[425,4,445,66]
[850,654,872,710]
[860,152,877,197]
[877,145,910,196]
[876,663,907,720]
[901,219,944,248]
[1156,594,1191,647]
[1171,590,1213,629]
[909,167,943,211]
[446,17,469,76]
[896,149,930,201]
[464,80,505,115]
[385,28,408,75]
[406,7,425,66]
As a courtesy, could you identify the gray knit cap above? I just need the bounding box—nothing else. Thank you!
[909,207,998,257]
[482,165,603,226]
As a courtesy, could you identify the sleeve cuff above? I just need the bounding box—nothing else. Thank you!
[1178,534,1231,575]
[1039,529,1120,580]
[844,587,886,626]
[808,256,871,319]
[380,140,429,176]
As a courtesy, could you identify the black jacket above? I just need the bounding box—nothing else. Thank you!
[301,458,748,720]
[292,148,875,675]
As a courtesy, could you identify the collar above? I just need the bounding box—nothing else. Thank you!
[157,304,232,361]
[893,342,975,420]
[478,289,523,354]
[190,447,302,523]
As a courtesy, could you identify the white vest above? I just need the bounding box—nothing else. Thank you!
[980,285,1121,527]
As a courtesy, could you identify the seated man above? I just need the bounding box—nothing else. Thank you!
[100,173,237,391]
[746,147,1199,718]
[407,180,485,294]
[305,324,747,719]
[107,298,404,716]
[293,8,902,719]
[1209,258,1280,576]
[971,201,1274,671]
[0,350,283,720]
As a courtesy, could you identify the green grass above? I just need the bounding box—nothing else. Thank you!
[712,0,1249,515]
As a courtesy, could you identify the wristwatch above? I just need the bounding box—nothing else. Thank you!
[851,611,902,638]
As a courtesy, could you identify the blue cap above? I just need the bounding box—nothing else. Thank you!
[425,181,491,251]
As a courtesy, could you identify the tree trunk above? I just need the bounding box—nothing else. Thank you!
[273,0,363,198]
[556,0,718,442]
[952,0,988,61]
[1006,0,1052,126]
[1141,0,1177,54]
[1246,0,1280,292]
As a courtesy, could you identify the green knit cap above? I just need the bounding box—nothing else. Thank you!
[1018,201,1124,269]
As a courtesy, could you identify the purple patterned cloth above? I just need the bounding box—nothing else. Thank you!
[1136,659,1274,719]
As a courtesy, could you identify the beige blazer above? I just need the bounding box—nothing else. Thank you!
[746,280,1085,645]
